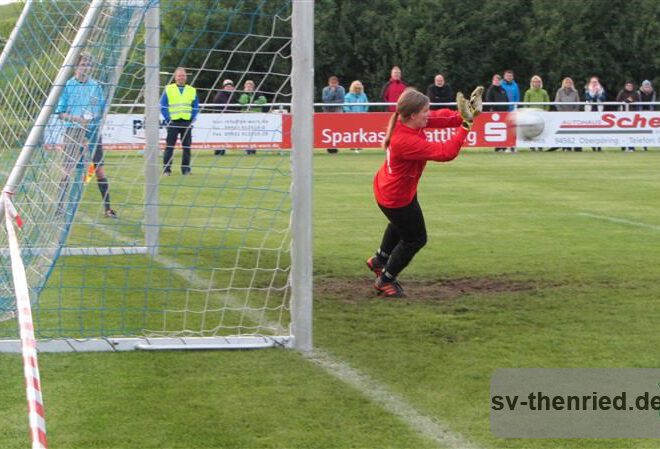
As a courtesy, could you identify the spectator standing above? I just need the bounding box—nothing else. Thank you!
[343,80,369,112]
[322,75,345,154]
[523,75,550,151]
[638,80,655,151]
[501,69,520,152]
[213,78,238,110]
[161,67,199,174]
[552,77,582,151]
[238,79,268,155]
[426,73,454,110]
[381,66,408,112]
[584,76,606,151]
[238,79,268,112]
[211,78,238,155]
[638,80,656,110]
[616,80,640,111]
[555,77,581,111]
[616,80,641,151]
[501,69,520,111]
[321,75,345,112]
[485,74,509,153]
[344,80,369,153]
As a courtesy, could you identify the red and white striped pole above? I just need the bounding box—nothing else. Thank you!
[3,193,47,449]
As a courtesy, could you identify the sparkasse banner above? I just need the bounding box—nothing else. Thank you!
[313,112,516,148]
[513,111,660,148]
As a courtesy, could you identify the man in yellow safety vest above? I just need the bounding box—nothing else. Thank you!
[160,67,199,175]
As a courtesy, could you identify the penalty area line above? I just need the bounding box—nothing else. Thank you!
[578,212,660,232]
[305,349,481,449]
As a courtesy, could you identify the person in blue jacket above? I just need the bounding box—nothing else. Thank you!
[501,69,520,111]
[343,80,369,112]
[321,75,345,153]
[343,80,369,152]
[500,69,520,152]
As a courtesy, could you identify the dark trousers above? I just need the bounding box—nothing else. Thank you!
[378,196,427,278]
[164,119,192,173]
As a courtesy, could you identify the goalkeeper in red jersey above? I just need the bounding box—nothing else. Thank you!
[366,86,483,297]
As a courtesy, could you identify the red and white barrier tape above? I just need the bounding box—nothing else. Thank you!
[3,193,47,449]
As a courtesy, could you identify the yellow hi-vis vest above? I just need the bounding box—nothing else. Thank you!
[165,84,196,120]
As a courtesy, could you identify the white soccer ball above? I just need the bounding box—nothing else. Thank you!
[510,108,545,140]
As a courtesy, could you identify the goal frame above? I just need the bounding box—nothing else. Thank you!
[0,0,313,353]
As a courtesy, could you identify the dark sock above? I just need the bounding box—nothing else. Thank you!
[376,249,389,265]
[97,177,111,210]
[380,271,395,283]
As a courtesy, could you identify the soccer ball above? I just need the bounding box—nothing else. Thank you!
[509,108,545,140]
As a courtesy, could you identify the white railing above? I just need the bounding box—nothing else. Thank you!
[110,101,660,111]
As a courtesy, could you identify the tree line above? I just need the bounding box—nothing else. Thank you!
[1,1,658,103]
[315,0,660,102]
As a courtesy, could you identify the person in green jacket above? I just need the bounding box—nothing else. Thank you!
[238,79,268,154]
[238,80,268,112]
[523,75,550,151]
[523,75,550,109]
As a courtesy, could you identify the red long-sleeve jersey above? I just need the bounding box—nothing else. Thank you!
[373,109,468,208]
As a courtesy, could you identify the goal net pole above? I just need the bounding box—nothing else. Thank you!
[0,1,33,73]
[291,0,314,352]
[144,1,160,256]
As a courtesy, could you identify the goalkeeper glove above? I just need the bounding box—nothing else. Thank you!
[456,92,473,130]
[469,86,484,118]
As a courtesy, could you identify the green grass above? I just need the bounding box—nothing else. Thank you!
[2,148,660,448]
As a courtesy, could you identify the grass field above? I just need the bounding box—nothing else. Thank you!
[1,148,660,448]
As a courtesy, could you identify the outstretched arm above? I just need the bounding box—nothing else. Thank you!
[426,109,463,128]
[395,127,469,162]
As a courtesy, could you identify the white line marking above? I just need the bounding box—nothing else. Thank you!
[305,349,481,449]
[578,212,660,231]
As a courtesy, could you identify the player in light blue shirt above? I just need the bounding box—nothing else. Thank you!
[55,53,116,218]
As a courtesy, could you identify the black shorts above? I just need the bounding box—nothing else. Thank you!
[86,128,104,167]
[90,138,104,167]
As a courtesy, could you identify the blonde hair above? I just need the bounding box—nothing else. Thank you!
[349,80,364,94]
[530,75,543,88]
[382,88,429,151]
[561,77,574,90]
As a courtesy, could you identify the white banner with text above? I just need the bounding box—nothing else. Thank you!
[514,111,660,148]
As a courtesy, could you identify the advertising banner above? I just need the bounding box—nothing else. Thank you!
[313,112,516,148]
[101,113,284,150]
[95,111,658,150]
[513,110,660,148]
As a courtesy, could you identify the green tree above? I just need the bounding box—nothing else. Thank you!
[315,0,660,103]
